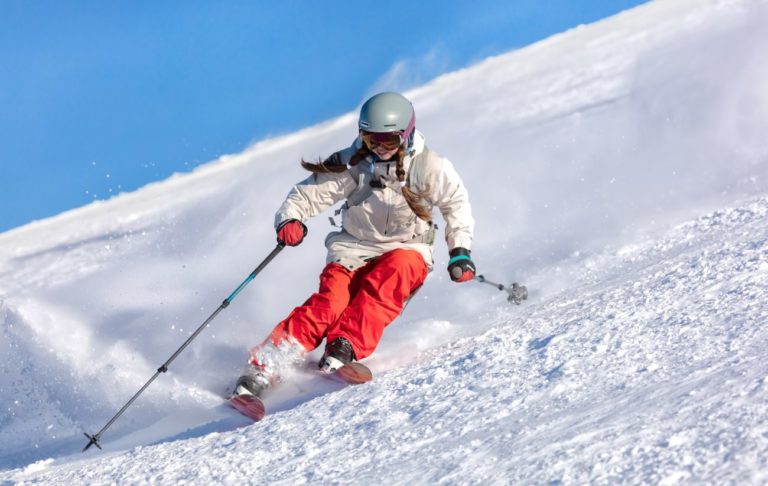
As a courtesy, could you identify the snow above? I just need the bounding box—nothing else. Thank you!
[2,0,768,483]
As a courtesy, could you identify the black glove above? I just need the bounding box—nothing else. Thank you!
[447,247,476,283]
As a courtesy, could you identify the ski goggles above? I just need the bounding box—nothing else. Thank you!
[361,130,403,151]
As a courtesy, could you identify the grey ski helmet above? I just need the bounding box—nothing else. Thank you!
[358,92,416,144]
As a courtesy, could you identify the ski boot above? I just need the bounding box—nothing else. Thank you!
[233,363,271,398]
[318,337,356,373]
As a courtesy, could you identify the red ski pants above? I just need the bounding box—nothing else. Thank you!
[265,248,428,360]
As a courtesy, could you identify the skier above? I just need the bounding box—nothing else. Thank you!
[233,91,476,399]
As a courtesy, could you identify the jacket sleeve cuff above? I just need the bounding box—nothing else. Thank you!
[449,247,471,259]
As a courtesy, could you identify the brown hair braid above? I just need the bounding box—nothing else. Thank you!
[394,146,432,222]
[301,143,432,222]
[300,146,369,173]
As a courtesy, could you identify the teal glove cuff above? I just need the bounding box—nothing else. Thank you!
[448,255,472,265]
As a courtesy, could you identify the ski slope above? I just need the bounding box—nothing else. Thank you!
[2,0,768,483]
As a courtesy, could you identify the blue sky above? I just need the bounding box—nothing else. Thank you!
[0,1,648,233]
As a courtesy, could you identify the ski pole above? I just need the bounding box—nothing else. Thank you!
[475,274,528,305]
[82,243,285,452]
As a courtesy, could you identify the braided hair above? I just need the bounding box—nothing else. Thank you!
[300,143,432,222]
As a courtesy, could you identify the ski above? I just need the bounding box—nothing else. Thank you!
[322,362,373,385]
[228,362,371,422]
[228,394,266,422]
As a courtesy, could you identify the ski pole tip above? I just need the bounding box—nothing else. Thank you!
[82,432,102,452]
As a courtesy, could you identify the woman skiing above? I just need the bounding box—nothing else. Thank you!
[234,92,476,398]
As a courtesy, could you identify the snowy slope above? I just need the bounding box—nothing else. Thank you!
[7,196,768,484]
[2,0,768,483]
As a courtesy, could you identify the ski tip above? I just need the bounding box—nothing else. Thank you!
[335,362,373,384]
[228,394,266,421]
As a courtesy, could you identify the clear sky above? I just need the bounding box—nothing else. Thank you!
[0,1,649,233]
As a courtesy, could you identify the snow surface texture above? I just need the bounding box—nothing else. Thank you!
[2,0,768,483]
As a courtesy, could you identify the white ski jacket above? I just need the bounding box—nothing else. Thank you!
[275,130,474,270]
